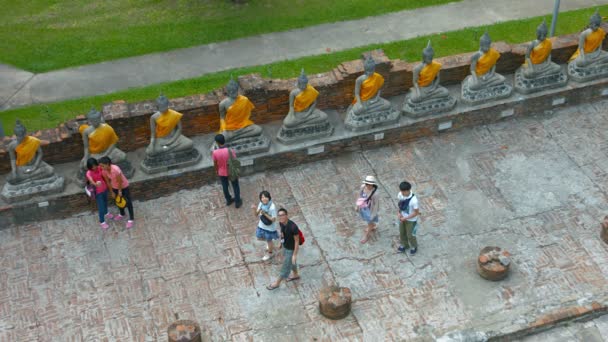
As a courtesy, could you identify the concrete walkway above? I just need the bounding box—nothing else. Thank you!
[1,0,608,110]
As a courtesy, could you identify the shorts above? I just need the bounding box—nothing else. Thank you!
[256,227,279,241]
[359,207,379,224]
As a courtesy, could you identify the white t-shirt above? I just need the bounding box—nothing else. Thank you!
[257,202,277,231]
[397,192,419,222]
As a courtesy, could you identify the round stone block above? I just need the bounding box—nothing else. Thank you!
[601,216,608,244]
[168,320,202,342]
[477,246,511,281]
[319,286,352,320]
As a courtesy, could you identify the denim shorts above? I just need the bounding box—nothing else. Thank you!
[359,207,379,224]
[256,227,279,241]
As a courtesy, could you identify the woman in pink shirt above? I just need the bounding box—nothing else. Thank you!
[85,158,112,230]
[100,157,134,229]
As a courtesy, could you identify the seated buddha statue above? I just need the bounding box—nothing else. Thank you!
[146,94,194,156]
[218,79,263,143]
[79,107,128,172]
[277,69,333,143]
[6,120,55,185]
[523,20,562,78]
[461,31,512,103]
[568,10,608,81]
[2,120,64,203]
[403,41,456,117]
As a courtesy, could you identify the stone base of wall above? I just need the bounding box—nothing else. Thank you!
[2,75,608,227]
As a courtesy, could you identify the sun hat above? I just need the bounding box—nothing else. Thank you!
[362,175,377,185]
[115,195,127,209]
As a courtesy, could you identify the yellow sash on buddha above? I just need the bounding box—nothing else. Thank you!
[155,109,182,138]
[570,28,607,61]
[15,136,40,166]
[221,95,254,132]
[293,84,319,112]
[85,123,119,154]
[418,61,442,87]
[475,48,501,76]
[528,39,553,65]
[353,72,384,104]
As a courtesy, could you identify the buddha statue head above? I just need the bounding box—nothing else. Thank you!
[156,94,170,113]
[536,19,548,41]
[363,56,376,76]
[86,107,103,128]
[422,40,434,64]
[14,119,26,141]
[297,68,308,90]
[480,31,492,53]
[590,9,602,31]
[226,78,239,99]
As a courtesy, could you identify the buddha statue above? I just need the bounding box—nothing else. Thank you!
[2,120,64,203]
[344,56,399,131]
[514,20,567,94]
[461,31,512,104]
[277,69,333,144]
[141,94,201,174]
[568,10,608,82]
[79,107,133,178]
[402,41,456,117]
[215,78,270,155]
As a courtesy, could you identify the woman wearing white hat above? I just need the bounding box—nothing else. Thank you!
[355,175,380,243]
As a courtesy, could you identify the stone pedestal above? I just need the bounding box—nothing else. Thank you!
[167,320,206,342]
[568,61,608,83]
[319,286,352,320]
[461,76,513,105]
[477,246,511,281]
[514,66,568,94]
[601,216,608,244]
[344,105,399,132]
[1,173,64,203]
[402,93,457,118]
[213,133,271,156]
[141,148,202,174]
[277,121,334,145]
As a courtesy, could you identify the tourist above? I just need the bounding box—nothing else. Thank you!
[251,190,278,261]
[212,134,242,208]
[267,208,300,290]
[397,181,420,255]
[356,175,380,244]
[85,158,112,230]
[99,157,134,229]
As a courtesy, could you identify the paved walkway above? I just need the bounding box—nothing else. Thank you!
[0,100,607,340]
[2,0,608,110]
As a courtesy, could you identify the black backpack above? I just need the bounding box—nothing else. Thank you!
[398,194,415,212]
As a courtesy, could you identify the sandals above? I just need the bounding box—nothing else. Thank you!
[266,284,280,291]
[286,276,300,282]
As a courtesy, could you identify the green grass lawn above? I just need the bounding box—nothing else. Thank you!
[0,0,457,73]
[1,6,605,136]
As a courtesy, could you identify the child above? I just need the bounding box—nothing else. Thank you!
[356,175,380,244]
[397,181,420,255]
[85,158,112,230]
[251,191,278,261]
[99,157,134,229]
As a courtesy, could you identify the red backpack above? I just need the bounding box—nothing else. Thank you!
[298,229,305,246]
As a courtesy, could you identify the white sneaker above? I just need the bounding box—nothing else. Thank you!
[262,252,274,261]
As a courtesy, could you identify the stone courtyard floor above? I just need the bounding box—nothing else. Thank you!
[1,101,608,341]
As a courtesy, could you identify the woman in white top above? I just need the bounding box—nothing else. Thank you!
[251,190,278,261]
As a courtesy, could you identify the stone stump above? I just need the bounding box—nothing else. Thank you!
[477,246,511,281]
[601,216,608,244]
[168,320,204,342]
[319,286,352,320]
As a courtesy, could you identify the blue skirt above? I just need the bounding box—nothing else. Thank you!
[359,207,379,224]
[256,227,279,241]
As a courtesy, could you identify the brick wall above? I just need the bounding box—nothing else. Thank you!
[0,32,586,174]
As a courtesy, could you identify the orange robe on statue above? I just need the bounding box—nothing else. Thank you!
[528,39,553,65]
[418,62,442,87]
[569,28,607,61]
[353,72,384,104]
[475,48,501,76]
[220,95,255,132]
[15,136,40,166]
[155,109,183,138]
[293,85,319,112]
[79,124,119,154]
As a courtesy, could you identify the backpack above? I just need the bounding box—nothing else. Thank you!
[227,148,241,181]
[298,229,305,246]
[398,194,415,212]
